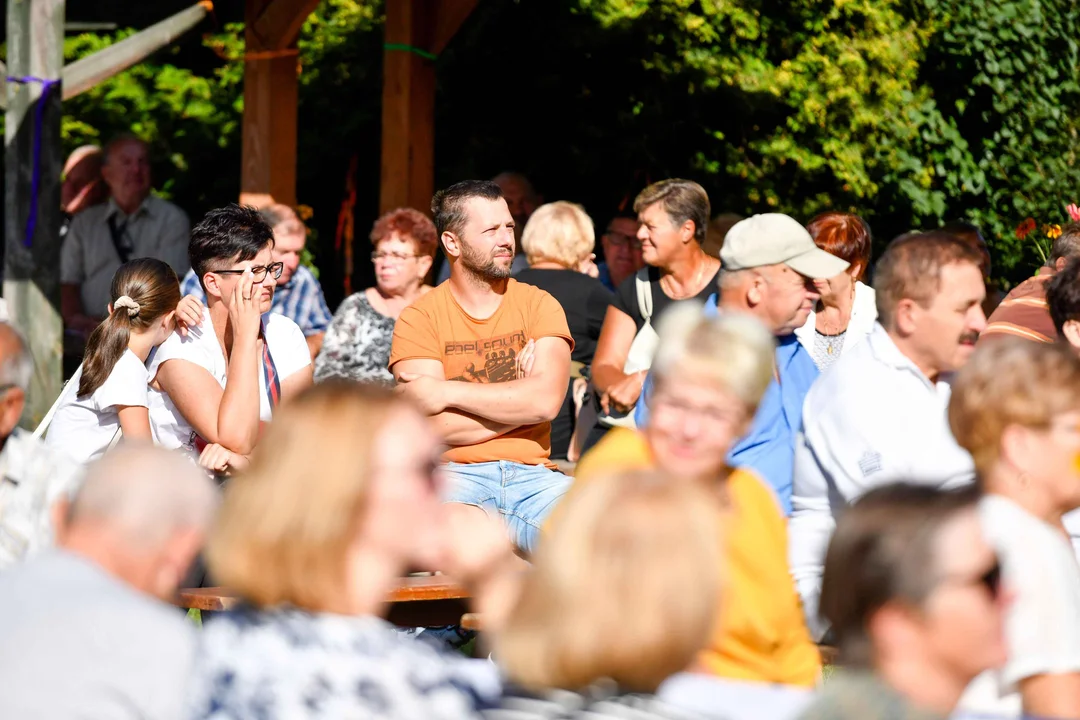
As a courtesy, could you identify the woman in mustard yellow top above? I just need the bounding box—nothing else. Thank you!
[558,303,821,688]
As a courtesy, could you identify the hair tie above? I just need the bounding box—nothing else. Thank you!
[113,295,140,318]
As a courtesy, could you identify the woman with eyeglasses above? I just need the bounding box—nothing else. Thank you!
[803,483,1006,720]
[314,208,436,386]
[949,338,1080,720]
[558,304,822,688]
[148,205,313,476]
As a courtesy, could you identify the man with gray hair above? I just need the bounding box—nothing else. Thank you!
[0,322,81,568]
[634,214,848,513]
[0,445,217,720]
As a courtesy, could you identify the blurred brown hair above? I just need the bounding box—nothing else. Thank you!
[496,470,724,693]
[633,179,710,244]
[821,482,980,667]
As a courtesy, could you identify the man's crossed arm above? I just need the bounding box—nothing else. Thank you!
[392,336,572,446]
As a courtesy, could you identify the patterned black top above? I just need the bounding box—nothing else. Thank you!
[314,292,397,386]
[186,605,495,719]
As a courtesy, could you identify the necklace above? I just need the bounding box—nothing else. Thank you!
[661,258,712,300]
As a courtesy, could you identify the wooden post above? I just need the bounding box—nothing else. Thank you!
[4,0,65,427]
[240,0,320,208]
[379,0,477,215]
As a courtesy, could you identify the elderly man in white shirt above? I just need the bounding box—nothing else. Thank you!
[789,231,988,640]
[0,323,81,568]
[61,135,190,339]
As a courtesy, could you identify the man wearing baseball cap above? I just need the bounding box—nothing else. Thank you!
[635,213,849,513]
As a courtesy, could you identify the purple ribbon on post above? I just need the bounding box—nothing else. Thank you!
[6,76,61,249]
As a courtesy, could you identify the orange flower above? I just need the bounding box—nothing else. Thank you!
[1016,217,1036,239]
[1046,223,1063,239]
[296,204,314,221]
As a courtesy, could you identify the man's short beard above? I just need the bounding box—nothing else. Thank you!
[461,241,512,280]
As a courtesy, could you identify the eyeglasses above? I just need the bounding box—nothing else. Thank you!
[211,262,284,283]
[942,558,1002,600]
[371,251,420,263]
[604,232,643,250]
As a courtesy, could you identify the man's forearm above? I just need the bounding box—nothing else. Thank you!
[444,377,564,425]
[433,409,518,446]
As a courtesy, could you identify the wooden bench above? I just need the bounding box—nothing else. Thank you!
[177,576,471,628]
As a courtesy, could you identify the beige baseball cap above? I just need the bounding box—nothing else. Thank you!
[720,213,850,280]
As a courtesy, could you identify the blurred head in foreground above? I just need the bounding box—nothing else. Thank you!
[645,303,775,481]
[819,483,1005,715]
[206,382,444,613]
[496,470,724,693]
[55,445,217,600]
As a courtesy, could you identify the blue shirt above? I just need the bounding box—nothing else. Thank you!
[597,262,616,292]
[180,265,333,337]
[634,294,819,514]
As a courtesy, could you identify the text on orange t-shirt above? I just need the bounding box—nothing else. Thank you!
[388,279,573,466]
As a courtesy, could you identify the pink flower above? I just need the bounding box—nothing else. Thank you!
[1068,203,1080,222]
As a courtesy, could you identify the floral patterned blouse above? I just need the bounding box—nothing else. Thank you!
[186,606,496,719]
[314,292,396,386]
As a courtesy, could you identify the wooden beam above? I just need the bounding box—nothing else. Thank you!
[431,0,479,55]
[379,0,436,215]
[5,0,65,427]
[62,2,212,101]
[251,0,321,50]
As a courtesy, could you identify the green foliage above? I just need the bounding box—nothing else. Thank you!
[923,0,1080,274]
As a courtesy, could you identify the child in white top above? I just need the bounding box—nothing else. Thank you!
[46,258,200,464]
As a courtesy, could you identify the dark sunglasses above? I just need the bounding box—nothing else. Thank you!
[211,261,284,283]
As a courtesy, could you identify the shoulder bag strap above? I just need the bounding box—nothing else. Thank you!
[635,268,653,324]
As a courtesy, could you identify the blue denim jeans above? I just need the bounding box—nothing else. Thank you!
[440,461,571,553]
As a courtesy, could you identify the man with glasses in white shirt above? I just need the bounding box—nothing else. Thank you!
[789,231,987,640]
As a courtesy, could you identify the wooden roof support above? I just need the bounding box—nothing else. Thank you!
[379,0,478,215]
[239,0,317,207]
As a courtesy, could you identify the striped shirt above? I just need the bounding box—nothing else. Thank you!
[977,268,1057,346]
[180,265,332,337]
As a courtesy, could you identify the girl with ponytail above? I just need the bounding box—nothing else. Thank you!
[46,258,199,463]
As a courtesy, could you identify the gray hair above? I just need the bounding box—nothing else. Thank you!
[717,267,754,291]
[69,445,219,548]
[1052,223,1080,264]
[257,203,299,230]
[103,133,148,165]
[0,323,33,391]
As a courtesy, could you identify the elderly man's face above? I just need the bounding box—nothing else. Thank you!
[102,141,152,211]
[271,219,307,287]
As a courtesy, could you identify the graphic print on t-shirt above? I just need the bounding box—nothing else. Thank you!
[445,331,526,383]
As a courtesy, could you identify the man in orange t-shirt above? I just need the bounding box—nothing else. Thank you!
[389,180,574,553]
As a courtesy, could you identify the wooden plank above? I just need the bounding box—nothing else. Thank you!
[178,576,469,611]
[62,2,212,101]
[4,0,65,427]
[251,0,322,50]
[430,0,479,55]
[240,0,300,207]
[379,0,436,215]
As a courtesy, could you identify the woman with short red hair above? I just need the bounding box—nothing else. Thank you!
[794,212,878,371]
[314,208,437,385]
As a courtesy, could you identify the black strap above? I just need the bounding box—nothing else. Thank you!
[107,215,133,264]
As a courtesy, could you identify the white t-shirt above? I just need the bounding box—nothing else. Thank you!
[147,308,310,452]
[958,495,1080,717]
[45,350,149,464]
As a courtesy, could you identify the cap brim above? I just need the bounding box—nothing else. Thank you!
[786,247,850,280]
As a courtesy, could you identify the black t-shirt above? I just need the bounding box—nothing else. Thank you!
[613,265,720,331]
[514,268,612,364]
